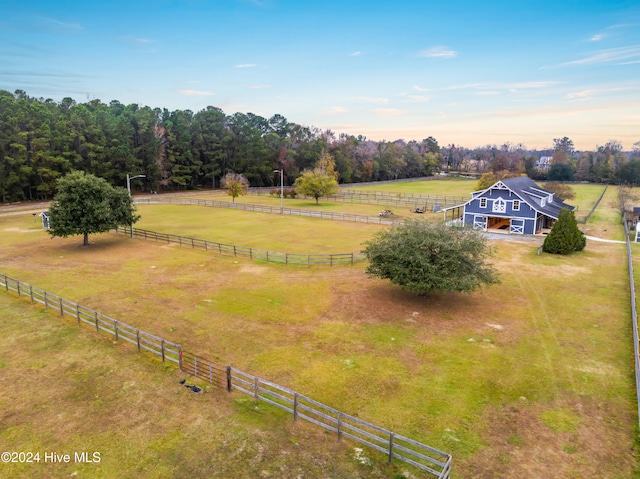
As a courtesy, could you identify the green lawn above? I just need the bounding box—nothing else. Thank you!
[0,181,637,478]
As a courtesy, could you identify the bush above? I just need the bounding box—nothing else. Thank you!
[542,208,586,254]
[362,219,499,295]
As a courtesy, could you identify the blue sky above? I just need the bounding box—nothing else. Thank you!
[1,0,639,150]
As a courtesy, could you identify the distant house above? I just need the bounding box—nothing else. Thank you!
[445,176,575,235]
[536,156,553,170]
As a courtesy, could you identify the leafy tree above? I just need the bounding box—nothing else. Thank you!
[220,171,249,202]
[547,163,575,181]
[542,208,586,255]
[48,171,139,246]
[542,182,575,201]
[362,219,499,295]
[476,171,519,190]
[616,159,640,186]
[293,152,339,204]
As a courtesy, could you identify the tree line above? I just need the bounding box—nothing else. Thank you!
[2,89,640,203]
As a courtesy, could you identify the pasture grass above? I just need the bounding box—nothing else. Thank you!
[0,182,638,478]
[134,204,384,253]
[0,296,401,479]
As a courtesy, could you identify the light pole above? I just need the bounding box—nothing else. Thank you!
[126,174,146,237]
[273,169,284,213]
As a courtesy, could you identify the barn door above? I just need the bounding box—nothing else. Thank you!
[473,215,487,231]
[510,219,524,234]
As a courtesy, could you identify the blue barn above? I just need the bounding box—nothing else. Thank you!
[452,176,575,235]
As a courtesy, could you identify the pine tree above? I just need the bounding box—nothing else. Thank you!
[542,208,586,255]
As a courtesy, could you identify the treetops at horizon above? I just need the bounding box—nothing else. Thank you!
[1,89,638,203]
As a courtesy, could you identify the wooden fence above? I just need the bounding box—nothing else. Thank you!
[0,273,182,365]
[248,188,467,210]
[114,226,366,266]
[622,217,640,429]
[576,185,608,224]
[0,272,452,478]
[134,197,399,225]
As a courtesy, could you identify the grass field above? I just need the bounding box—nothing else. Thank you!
[0,179,637,478]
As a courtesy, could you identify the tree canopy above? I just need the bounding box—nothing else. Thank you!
[542,208,586,255]
[220,171,249,203]
[48,171,139,245]
[293,152,340,204]
[362,219,499,295]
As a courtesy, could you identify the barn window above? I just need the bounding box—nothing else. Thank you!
[513,200,520,211]
[480,198,487,208]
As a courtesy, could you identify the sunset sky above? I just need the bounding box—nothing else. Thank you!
[1,0,639,150]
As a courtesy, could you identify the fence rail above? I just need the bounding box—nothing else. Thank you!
[134,197,400,225]
[248,188,466,209]
[0,273,181,365]
[622,217,640,429]
[114,226,366,266]
[0,272,451,478]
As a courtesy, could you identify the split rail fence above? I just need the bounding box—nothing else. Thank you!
[114,226,365,266]
[248,188,467,210]
[134,197,399,225]
[1,272,451,478]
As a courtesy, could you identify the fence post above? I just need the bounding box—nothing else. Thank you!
[4,274,7,291]
[209,362,213,384]
[337,413,343,441]
[388,432,394,464]
[76,304,80,324]
[114,320,119,341]
[30,285,34,303]
[44,291,48,309]
[59,297,63,316]
[95,312,99,332]
[194,355,198,376]
[161,340,166,362]
[179,347,183,371]
[254,376,259,404]
[293,393,299,422]
[226,366,232,393]
[17,281,20,297]
[136,330,141,352]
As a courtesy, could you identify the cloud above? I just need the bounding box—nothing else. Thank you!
[178,90,213,96]
[475,91,500,96]
[418,46,457,59]
[356,96,389,104]
[349,51,361,57]
[590,34,606,42]
[37,16,83,34]
[565,90,596,100]
[118,36,153,45]
[549,45,640,67]
[373,108,407,117]
[403,95,430,104]
[235,63,257,68]
[413,85,429,92]
[326,106,348,115]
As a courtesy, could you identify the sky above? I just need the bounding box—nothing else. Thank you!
[1,0,639,151]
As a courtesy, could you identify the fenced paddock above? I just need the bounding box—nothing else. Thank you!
[114,226,366,266]
[134,197,400,225]
[248,188,466,210]
[228,367,451,478]
[0,271,452,478]
[0,273,181,365]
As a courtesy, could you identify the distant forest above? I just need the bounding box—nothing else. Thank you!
[1,89,639,202]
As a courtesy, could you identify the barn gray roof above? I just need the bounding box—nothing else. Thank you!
[498,176,575,219]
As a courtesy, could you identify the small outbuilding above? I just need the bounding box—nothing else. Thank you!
[39,211,50,229]
[444,176,576,235]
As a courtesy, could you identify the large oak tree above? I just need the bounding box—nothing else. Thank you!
[48,171,139,245]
